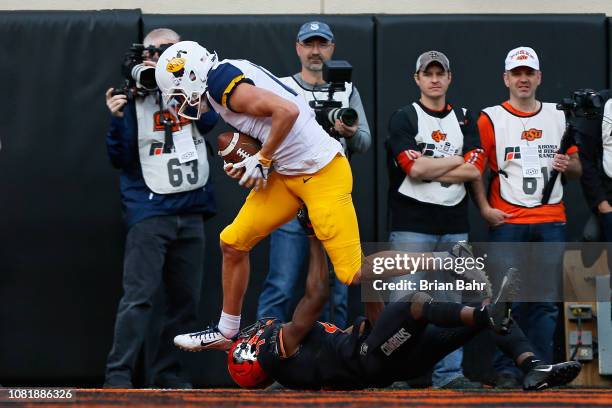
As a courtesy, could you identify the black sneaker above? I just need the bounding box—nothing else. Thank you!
[495,372,521,389]
[523,361,582,391]
[439,376,483,389]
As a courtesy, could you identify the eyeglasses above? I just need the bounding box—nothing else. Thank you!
[142,43,173,58]
[298,41,333,50]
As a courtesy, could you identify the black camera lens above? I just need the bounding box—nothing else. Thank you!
[131,64,157,90]
[327,107,358,127]
[339,108,358,127]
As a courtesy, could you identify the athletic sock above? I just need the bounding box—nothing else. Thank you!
[519,355,542,374]
[421,301,465,327]
[218,311,241,339]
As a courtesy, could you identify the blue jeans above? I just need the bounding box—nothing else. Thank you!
[389,230,468,387]
[257,218,348,327]
[489,222,565,379]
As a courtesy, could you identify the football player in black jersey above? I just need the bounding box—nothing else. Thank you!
[227,219,580,390]
[216,208,580,390]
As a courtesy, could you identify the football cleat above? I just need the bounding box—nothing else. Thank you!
[174,325,233,352]
[448,241,493,299]
[296,205,315,237]
[523,361,582,390]
[483,267,520,335]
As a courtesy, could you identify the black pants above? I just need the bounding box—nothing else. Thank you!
[360,301,533,385]
[105,214,205,387]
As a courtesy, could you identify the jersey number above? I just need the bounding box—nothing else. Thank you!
[167,158,199,187]
[522,166,549,195]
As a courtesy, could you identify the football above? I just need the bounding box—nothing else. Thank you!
[217,131,262,164]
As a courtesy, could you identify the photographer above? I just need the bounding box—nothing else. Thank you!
[103,28,218,388]
[256,21,371,328]
[579,91,612,239]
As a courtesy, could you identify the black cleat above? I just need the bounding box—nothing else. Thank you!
[483,267,520,334]
[296,205,315,236]
[483,301,512,335]
[484,267,522,334]
[448,241,493,299]
[523,361,582,390]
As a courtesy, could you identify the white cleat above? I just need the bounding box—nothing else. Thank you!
[174,325,233,352]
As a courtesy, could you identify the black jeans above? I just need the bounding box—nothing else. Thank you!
[105,214,205,387]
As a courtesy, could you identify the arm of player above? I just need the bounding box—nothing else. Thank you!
[230,83,299,160]
[280,237,330,357]
[229,83,299,189]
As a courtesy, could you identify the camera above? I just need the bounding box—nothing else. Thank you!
[111,44,160,99]
[557,89,606,119]
[309,60,359,137]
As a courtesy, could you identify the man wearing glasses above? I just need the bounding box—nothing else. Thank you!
[256,21,371,329]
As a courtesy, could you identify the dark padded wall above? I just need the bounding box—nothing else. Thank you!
[0,10,141,383]
[142,15,376,386]
[375,14,608,242]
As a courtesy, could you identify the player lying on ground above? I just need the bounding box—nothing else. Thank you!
[222,235,580,390]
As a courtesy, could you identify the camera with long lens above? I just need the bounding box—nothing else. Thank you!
[309,60,359,137]
[557,89,605,119]
[111,43,159,100]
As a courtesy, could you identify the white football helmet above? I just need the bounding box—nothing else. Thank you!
[155,40,218,120]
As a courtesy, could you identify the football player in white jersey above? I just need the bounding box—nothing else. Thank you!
[155,41,364,351]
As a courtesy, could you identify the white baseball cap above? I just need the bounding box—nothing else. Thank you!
[504,46,540,71]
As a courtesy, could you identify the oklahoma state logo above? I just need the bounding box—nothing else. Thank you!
[431,130,447,142]
[153,110,191,132]
[521,128,542,142]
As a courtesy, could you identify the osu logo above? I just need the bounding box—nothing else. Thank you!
[153,110,191,132]
[431,130,447,142]
[521,128,542,141]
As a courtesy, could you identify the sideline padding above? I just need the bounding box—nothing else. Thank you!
[0,9,141,381]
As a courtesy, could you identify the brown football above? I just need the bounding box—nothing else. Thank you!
[217,131,262,164]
